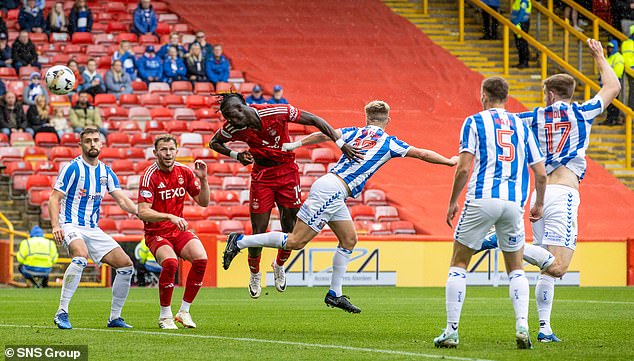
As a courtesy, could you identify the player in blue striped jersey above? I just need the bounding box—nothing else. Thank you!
[50,127,139,330]
[435,77,547,349]
[222,100,457,313]
[474,39,622,342]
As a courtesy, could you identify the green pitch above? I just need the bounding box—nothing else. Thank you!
[1,287,633,361]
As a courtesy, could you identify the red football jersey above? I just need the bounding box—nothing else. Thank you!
[138,162,201,235]
[216,104,301,164]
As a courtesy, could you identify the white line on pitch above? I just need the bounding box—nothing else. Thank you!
[0,324,495,361]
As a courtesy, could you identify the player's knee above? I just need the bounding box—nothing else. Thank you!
[285,234,305,250]
[339,234,357,250]
[161,258,178,273]
[546,263,567,278]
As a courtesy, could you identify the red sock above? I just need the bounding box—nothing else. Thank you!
[248,255,261,274]
[159,258,178,307]
[183,259,207,303]
[276,249,292,266]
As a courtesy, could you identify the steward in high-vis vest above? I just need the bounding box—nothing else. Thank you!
[621,25,634,108]
[511,0,532,68]
[17,226,58,288]
[604,40,624,125]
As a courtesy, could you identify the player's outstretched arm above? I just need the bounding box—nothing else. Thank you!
[110,190,139,217]
[48,189,65,245]
[138,202,188,231]
[297,111,363,162]
[282,130,341,151]
[208,130,253,166]
[588,38,621,105]
[529,161,547,222]
[446,152,473,228]
[405,147,458,166]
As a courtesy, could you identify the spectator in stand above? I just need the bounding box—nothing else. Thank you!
[206,44,230,86]
[604,40,624,125]
[189,31,212,58]
[19,0,47,34]
[105,59,133,99]
[80,58,106,97]
[48,2,69,34]
[23,71,49,106]
[623,25,634,108]
[12,30,40,71]
[66,59,83,94]
[511,0,531,69]
[0,16,8,38]
[157,32,186,60]
[27,94,58,137]
[16,226,58,288]
[185,43,207,83]
[68,0,93,35]
[267,85,288,104]
[132,0,158,36]
[0,79,6,97]
[163,46,186,84]
[616,1,634,35]
[69,91,106,135]
[136,45,163,84]
[245,85,266,104]
[481,0,500,40]
[22,0,45,10]
[1,1,20,13]
[50,106,73,139]
[112,40,137,80]
[0,92,28,136]
[0,33,13,68]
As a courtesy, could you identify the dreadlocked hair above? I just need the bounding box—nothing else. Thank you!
[218,92,246,113]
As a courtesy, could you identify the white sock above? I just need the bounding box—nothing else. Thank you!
[110,266,133,321]
[160,306,172,319]
[445,266,466,333]
[535,274,555,334]
[237,232,287,249]
[180,300,191,313]
[508,269,529,330]
[329,247,352,297]
[523,244,555,270]
[58,257,87,313]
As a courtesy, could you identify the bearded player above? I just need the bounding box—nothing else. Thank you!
[210,93,362,298]
[138,134,210,329]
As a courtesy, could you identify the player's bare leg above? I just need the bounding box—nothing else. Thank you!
[54,238,89,329]
[101,247,134,328]
[247,212,271,299]
[325,220,360,313]
[536,245,574,342]
[155,245,179,330]
[175,239,207,328]
[502,247,532,349]
[271,206,299,292]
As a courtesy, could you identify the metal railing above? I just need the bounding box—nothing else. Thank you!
[459,0,633,168]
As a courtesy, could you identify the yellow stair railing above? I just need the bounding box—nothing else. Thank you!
[459,0,633,169]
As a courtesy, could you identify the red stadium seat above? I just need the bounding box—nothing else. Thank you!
[156,22,171,36]
[118,121,143,134]
[194,220,220,235]
[94,93,118,106]
[145,120,165,136]
[363,189,387,206]
[193,82,214,95]
[192,148,216,161]
[31,161,58,176]
[239,82,256,94]
[139,34,158,45]
[129,133,154,148]
[23,146,48,161]
[215,82,234,93]
[208,163,234,177]
[179,133,203,148]
[183,205,207,221]
[175,148,193,163]
[148,82,170,95]
[118,219,145,235]
[311,148,337,164]
[98,218,119,233]
[119,93,140,108]
[185,95,206,109]
[107,22,129,34]
[49,94,71,106]
[100,147,124,162]
[59,132,79,146]
[227,205,250,221]
[29,189,52,207]
[222,176,248,190]
[302,163,326,176]
[173,108,196,121]
[162,94,184,108]
[150,107,173,121]
[107,133,131,147]
[299,176,316,191]
[4,161,34,176]
[0,133,8,147]
[29,33,48,44]
[10,131,35,146]
[6,81,25,97]
[85,44,109,57]
[121,147,146,161]
[18,66,40,80]
[214,190,240,206]
[171,81,193,95]
[115,32,139,44]
[158,13,179,24]
[131,81,148,93]
[111,159,136,175]
[71,32,93,44]
[206,176,223,190]
[93,34,115,46]
[106,2,127,13]
[102,106,129,121]
[140,93,164,108]
[391,221,416,234]
[62,43,82,54]
[7,9,19,20]
[375,206,400,222]
[288,123,307,135]
[0,67,18,79]
[294,148,311,163]
[228,69,244,82]
[188,121,216,135]
[164,120,188,135]
[350,205,375,222]
[219,220,244,235]
[134,160,155,173]
[34,132,60,148]
[26,174,52,192]
[128,107,151,121]
[368,222,392,235]
[195,108,221,121]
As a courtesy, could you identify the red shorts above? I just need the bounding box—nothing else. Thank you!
[145,229,199,257]
[250,163,301,214]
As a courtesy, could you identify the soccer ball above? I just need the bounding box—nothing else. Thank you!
[45,65,76,95]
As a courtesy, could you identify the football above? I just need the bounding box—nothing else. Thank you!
[45,65,76,95]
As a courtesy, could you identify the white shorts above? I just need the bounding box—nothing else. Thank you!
[297,173,351,233]
[455,198,525,252]
[62,224,120,265]
[531,184,580,250]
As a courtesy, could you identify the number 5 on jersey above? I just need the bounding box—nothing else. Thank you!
[496,129,515,162]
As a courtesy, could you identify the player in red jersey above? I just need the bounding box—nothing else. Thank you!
[210,93,361,298]
[138,134,210,329]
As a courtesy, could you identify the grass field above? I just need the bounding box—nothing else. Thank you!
[1,286,633,361]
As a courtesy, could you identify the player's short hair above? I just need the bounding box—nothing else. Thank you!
[364,100,390,122]
[543,74,576,99]
[219,93,246,113]
[154,134,178,149]
[481,77,508,103]
[79,127,100,140]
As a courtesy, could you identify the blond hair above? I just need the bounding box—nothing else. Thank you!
[364,100,390,122]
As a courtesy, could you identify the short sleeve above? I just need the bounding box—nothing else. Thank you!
[525,124,545,165]
[389,137,411,158]
[106,166,121,193]
[577,94,605,123]
[138,170,155,204]
[185,167,201,198]
[516,110,535,128]
[340,127,358,143]
[459,116,477,154]
[54,162,77,195]
[287,104,301,122]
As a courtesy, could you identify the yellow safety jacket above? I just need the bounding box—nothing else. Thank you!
[135,239,156,265]
[622,39,634,69]
[608,52,625,79]
[17,237,58,268]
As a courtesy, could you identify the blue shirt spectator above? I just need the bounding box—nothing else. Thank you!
[18,0,47,33]
[246,85,267,104]
[267,85,288,104]
[0,79,6,97]
[163,47,187,83]
[112,40,137,81]
[22,72,49,106]
[22,0,45,10]
[206,44,230,85]
[157,33,187,59]
[80,58,106,97]
[133,0,158,36]
[105,59,133,99]
[68,0,93,34]
[136,45,163,83]
[0,34,12,68]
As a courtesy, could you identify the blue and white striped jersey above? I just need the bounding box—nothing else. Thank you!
[330,125,411,198]
[460,108,544,207]
[54,156,121,228]
[517,94,604,180]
